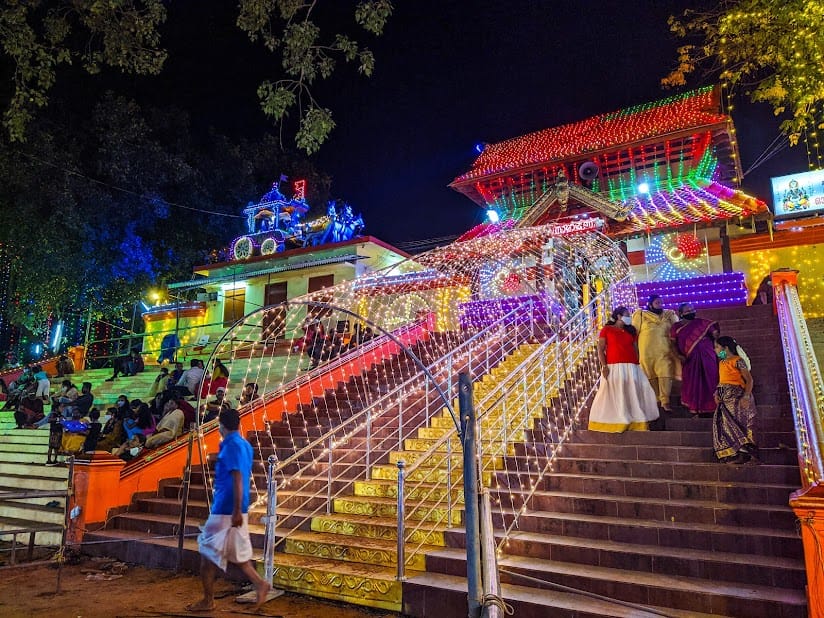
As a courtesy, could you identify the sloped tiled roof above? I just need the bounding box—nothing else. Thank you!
[452,87,727,184]
[458,179,767,241]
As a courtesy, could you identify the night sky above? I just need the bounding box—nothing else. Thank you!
[108,1,810,247]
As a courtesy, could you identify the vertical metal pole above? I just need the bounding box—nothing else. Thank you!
[398,391,404,453]
[480,491,502,618]
[467,347,473,381]
[57,456,74,594]
[365,410,372,479]
[176,430,195,573]
[395,460,406,581]
[82,305,93,370]
[459,373,482,618]
[327,434,333,515]
[425,381,431,428]
[264,455,278,584]
[447,356,453,401]
[446,438,453,529]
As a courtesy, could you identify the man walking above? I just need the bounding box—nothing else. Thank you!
[187,408,271,612]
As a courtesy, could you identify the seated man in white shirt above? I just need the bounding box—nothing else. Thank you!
[171,360,205,399]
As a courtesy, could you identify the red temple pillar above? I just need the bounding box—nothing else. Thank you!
[69,454,126,544]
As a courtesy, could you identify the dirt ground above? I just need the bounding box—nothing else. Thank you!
[0,554,399,618]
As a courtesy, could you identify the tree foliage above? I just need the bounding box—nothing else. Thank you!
[0,0,394,153]
[0,0,167,142]
[663,0,824,144]
[0,94,331,335]
[240,0,393,154]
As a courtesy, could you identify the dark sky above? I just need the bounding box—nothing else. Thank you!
[112,1,809,246]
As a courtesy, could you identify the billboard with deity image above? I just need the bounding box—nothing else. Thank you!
[771,169,824,219]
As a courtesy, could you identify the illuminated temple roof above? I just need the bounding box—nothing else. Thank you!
[451,86,769,239]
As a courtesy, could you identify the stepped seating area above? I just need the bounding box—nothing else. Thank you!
[404,304,807,617]
[0,430,68,548]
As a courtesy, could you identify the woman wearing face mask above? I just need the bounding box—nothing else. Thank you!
[632,295,679,411]
[670,303,720,416]
[588,307,660,432]
[712,336,758,463]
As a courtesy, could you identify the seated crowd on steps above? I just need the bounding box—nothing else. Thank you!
[589,295,759,465]
[3,354,261,467]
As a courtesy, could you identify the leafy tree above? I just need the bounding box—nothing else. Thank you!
[0,93,331,338]
[663,0,824,144]
[0,0,394,153]
[0,0,167,142]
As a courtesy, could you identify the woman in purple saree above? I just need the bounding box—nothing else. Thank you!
[670,303,719,415]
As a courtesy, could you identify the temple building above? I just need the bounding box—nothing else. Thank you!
[450,86,824,315]
[142,180,408,355]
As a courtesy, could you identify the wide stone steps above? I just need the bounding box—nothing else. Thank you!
[269,551,408,611]
[353,478,464,503]
[404,572,727,618]
[370,462,492,485]
[333,495,461,525]
[492,504,801,559]
[451,528,805,589]
[388,449,504,469]
[498,470,798,506]
[425,547,806,618]
[281,529,441,571]
[310,511,448,546]
[491,487,796,529]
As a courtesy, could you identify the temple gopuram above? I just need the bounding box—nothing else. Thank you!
[450,86,824,315]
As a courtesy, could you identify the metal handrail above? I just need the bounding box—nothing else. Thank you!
[256,303,540,544]
[272,303,531,475]
[774,281,824,487]
[396,286,614,576]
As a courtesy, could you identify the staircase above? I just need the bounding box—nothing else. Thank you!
[77,302,808,616]
[0,429,68,547]
[80,328,541,609]
[404,303,807,617]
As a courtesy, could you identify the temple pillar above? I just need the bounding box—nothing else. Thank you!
[719,224,732,273]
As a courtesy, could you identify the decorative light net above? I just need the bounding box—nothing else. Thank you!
[197,226,634,546]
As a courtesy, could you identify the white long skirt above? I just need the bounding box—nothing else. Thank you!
[588,363,660,432]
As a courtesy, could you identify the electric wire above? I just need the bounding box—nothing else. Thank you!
[12,149,245,219]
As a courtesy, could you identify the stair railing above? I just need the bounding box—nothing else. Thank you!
[774,279,824,488]
[264,302,541,542]
[773,275,824,616]
[396,286,615,579]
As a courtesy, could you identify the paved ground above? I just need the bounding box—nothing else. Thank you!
[0,553,397,618]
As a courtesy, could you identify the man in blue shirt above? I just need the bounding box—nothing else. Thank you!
[187,408,271,612]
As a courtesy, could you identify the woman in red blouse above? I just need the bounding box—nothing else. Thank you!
[588,306,660,432]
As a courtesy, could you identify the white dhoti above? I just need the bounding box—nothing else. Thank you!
[197,513,253,572]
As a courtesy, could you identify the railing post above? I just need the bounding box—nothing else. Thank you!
[57,456,75,594]
[396,460,406,581]
[447,438,453,529]
[459,373,482,618]
[264,454,278,584]
[176,430,195,573]
[425,380,431,428]
[365,410,372,478]
[480,490,502,618]
[327,434,333,515]
[398,391,404,453]
[448,356,454,401]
